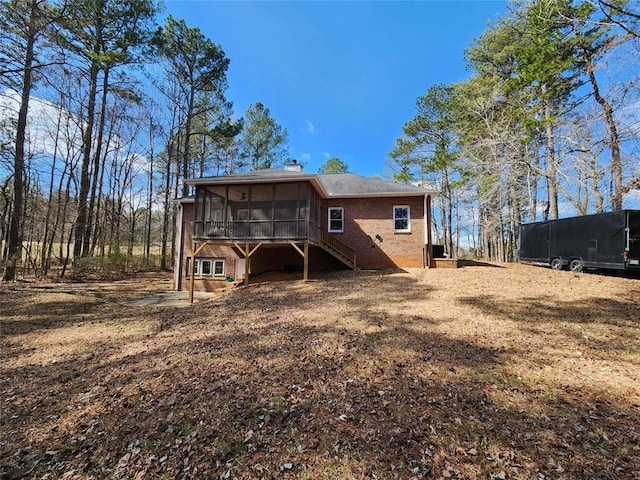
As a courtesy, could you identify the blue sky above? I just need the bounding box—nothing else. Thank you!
[164,1,507,177]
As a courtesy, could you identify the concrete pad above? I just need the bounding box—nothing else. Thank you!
[119,291,218,308]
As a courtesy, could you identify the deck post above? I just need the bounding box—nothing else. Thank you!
[244,242,250,287]
[235,242,263,287]
[189,241,196,303]
[189,241,212,303]
[290,242,310,280]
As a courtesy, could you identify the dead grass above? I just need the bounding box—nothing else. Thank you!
[1,264,639,479]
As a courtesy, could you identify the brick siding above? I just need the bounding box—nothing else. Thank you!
[176,203,237,291]
[176,194,426,290]
[321,196,425,269]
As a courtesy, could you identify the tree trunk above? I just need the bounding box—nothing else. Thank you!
[73,61,99,260]
[160,141,174,270]
[454,193,460,258]
[182,89,195,197]
[582,49,623,210]
[542,93,559,220]
[590,153,605,213]
[170,145,181,265]
[1,180,12,261]
[41,102,63,277]
[145,119,154,261]
[2,0,38,282]
[59,185,73,278]
[443,168,454,258]
[91,108,115,257]
[87,67,110,256]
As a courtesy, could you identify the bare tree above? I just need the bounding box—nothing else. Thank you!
[0,0,59,281]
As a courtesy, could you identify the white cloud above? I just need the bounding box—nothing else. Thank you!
[624,188,640,209]
[300,152,312,162]
[305,120,315,134]
[0,88,83,159]
[323,152,331,159]
[0,88,150,179]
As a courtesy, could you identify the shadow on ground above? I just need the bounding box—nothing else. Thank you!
[1,270,638,479]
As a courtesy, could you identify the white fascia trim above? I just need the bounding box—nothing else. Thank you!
[326,191,438,199]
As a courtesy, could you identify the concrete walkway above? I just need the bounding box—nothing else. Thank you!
[119,291,219,308]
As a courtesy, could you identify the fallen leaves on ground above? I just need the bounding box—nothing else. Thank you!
[1,266,639,479]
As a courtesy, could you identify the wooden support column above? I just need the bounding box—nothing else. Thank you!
[189,241,211,303]
[189,242,196,303]
[244,242,250,287]
[290,242,310,281]
[234,242,262,287]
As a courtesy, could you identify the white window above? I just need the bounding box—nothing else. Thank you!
[185,257,196,276]
[393,206,410,232]
[200,259,212,276]
[186,258,225,277]
[328,207,344,233]
[213,259,225,276]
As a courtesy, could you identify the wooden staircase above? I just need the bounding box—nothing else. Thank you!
[225,228,357,271]
[318,230,356,269]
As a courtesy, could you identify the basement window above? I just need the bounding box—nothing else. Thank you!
[328,207,344,233]
[213,259,225,276]
[393,206,410,232]
[186,258,225,277]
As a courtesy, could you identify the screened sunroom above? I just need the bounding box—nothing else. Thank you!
[192,181,323,243]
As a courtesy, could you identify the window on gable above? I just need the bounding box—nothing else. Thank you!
[393,206,410,232]
[328,207,344,233]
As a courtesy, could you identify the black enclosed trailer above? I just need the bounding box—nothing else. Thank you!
[518,210,640,272]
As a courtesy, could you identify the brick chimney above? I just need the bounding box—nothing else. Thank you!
[284,159,303,172]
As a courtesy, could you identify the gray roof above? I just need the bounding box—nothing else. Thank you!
[186,169,317,185]
[318,173,434,197]
[185,169,437,198]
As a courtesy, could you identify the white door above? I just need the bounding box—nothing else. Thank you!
[235,258,246,280]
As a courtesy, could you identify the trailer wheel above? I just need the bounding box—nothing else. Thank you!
[550,258,563,270]
[569,258,584,272]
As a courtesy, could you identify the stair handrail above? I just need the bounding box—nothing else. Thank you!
[318,228,356,268]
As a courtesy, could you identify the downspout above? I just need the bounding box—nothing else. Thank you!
[174,202,184,290]
[424,193,433,268]
[423,194,428,268]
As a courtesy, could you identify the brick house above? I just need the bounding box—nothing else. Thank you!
[174,163,437,294]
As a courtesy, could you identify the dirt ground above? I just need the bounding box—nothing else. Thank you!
[1,263,639,480]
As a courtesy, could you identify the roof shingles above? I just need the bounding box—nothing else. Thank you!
[185,169,436,198]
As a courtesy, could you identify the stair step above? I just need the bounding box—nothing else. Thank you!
[319,235,355,270]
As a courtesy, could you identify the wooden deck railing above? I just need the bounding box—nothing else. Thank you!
[318,228,356,269]
[193,220,356,269]
[194,220,308,240]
